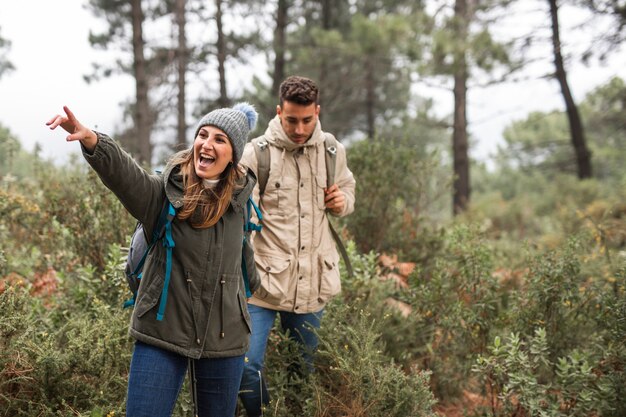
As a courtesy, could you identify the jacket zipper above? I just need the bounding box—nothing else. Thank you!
[186,271,201,345]
[220,278,226,338]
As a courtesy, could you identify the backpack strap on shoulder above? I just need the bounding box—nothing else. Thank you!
[324,134,338,188]
[156,201,176,321]
[124,198,176,309]
[242,196,262,298]
[244,196,263,233]
[252,138,271,195]
[322,134,353,278]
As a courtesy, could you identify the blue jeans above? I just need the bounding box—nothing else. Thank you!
[239,304,323,417]
[126,341,244,417]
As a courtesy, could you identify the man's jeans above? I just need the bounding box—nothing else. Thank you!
[126,341,244,417]
[239,304,323,417]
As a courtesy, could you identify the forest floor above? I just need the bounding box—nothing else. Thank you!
[435,390,493,416]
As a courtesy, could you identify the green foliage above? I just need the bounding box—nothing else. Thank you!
[3,99,626,416]
[307,303,436,417]
[511,240,597,360]
[1,157,135,274]
[248,248,437,417]
[0,27,14,79]
[470,166,626,269]
[345,136,450,264]
[247,1,429,141]
[407,224,505,398]
[580,77,626,181]
[0,256,132,417]
[474,329,618,416]
[469,238,626,416]
[496,77,626,183]
[427,1,516,78]
[0,124,32,179]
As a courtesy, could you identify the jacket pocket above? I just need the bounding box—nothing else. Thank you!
[317,251,341,303]
[262,176,296,216]
[315,174,327,210]
[185,271,201,343]
[255,254,292,303]
[134,269,164,318]
[238,292,252,334]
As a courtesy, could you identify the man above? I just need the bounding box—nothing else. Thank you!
[238,75,356,416]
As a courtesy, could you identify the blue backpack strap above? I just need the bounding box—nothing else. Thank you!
[124,199,174,309]
[156,202,176,321]
[241,196,262,297]
[241,251,252,298]
[245,196,263,232]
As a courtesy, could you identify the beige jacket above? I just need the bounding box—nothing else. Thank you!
[240,116,356,313]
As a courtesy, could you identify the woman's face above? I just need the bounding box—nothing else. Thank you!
[193,125,233,180]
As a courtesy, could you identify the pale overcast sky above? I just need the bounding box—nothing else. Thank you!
[0,1,624,165]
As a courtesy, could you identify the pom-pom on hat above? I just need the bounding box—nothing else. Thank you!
[194,102,258,165]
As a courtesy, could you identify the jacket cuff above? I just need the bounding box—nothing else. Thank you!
[81,131,110,161]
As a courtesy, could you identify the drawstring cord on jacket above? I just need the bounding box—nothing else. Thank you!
[279,148,286,180]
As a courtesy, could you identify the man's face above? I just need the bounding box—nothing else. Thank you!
[276,101,320,144]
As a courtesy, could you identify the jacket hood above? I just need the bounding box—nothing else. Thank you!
[265,115,325,152]
[161,151,256,212]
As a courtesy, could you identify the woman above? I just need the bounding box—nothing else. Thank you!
[46,103,260,417]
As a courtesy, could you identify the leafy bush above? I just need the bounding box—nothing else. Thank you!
[403,224,504,398]
[308,302,436,417]
[0,251,132,417]
[474,329,617,416]
[345,136,449,265]
[242,247,437,417]
[3,121,626,416]
[470,242,626,416]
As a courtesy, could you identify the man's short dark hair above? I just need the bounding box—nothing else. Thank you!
[279,76,319,106]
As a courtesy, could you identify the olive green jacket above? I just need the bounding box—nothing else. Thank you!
[84,133,259,359]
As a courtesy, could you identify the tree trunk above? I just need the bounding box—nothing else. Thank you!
[365,60,376,139]
[452,0,470,215]
[175,0,187,150]
[317,0,331,106]
[215,0,229,107]
[272,0,288,97]
[548,0,592,178]
[131,0,151,165]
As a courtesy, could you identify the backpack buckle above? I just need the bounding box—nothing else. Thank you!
[326,145,337,155]
[257,140,268,151]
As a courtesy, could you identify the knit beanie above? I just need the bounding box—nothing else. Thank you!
[194,102,258,165]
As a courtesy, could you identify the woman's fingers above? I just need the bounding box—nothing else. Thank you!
[45,115,67,130]
[47,106,97,149]
[63,106,78,124]
[46,106,84,138]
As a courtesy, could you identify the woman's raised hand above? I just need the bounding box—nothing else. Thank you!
[46,106,98,152]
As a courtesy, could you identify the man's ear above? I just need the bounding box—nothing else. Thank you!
[276,105,282,116]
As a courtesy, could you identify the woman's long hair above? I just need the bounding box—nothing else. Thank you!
[169,149,244,229]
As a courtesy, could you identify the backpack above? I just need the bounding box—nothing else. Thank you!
[124,195,262,320]
[251,134,353,278]
[124,199,176,321]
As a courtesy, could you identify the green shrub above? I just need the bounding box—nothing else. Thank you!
[345,136,449,265]
[407,224,504,398]
[0,247,132,417]
[474,329,617,416]
[236,246,437,417]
